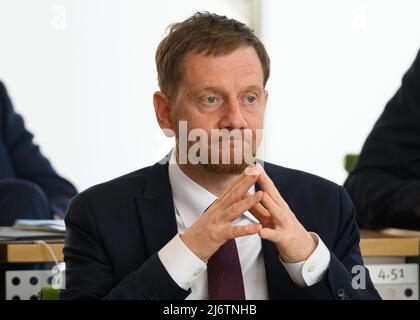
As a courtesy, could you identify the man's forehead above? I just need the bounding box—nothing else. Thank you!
[184,46,261,68]
[180,46,265,88]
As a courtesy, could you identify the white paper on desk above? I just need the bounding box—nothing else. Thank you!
[0,227,65,240]
[13,219,66,233]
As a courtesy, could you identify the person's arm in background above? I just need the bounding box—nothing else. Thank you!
[0,81,77,218]
[344,48,420,230]
[345,170,420,229]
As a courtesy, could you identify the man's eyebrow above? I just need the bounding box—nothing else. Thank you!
[201,86,221,92]
[243,85,264,92]
[200,85,263,92]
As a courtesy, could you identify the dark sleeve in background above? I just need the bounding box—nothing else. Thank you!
[344,48,420,229]
[0,80,77,218]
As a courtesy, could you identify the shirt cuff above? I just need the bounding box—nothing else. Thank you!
[158,234,207,290]
[280,232,331,287]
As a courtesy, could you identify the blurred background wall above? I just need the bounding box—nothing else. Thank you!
[0,0,419,191]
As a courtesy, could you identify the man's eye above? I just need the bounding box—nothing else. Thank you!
[207,96,217,104]
[246,95,256,104]
[203,96,218,105]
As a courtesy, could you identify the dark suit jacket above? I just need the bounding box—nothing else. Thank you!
[344,48,420,229]
[60,160,380,300]
[0,80,77,218]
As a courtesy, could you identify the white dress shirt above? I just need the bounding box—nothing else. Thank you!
[158,150,331,299]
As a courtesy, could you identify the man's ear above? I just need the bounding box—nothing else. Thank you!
[263,89,268,111]
[153,91,175,136]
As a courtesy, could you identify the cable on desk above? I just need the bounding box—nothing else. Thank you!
[34,240,66,289]
[34,240,60,267]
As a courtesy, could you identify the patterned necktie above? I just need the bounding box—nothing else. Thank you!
[207,238,246,300]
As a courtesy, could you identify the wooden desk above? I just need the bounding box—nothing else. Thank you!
[0,241,64,263]
[0,229,419,263]
[360,229,420,257]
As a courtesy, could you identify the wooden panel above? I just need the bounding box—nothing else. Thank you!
[0,243,64,263]
[360,237,419,257]
[360,229,420,257]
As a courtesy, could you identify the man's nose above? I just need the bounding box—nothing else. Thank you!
[219,100,248,129]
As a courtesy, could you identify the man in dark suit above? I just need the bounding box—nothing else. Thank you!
[344,48,420,230]
[0,81,77,225]
[61,12,380,300]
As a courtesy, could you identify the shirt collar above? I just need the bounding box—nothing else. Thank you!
[168,149,259,228]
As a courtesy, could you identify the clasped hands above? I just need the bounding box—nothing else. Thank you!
[180,164,317,263]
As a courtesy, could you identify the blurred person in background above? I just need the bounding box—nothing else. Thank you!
[0,80,77,226]
[344,49,420,230]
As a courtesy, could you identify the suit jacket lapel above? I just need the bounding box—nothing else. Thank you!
[136,160,178,256]
[262,240,284,299]
[258,162,297,299]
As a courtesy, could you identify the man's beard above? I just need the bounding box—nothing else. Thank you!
[190,139,256,174]
[201,141,254,174]
[202,162,249,174]
[174,121,261,174]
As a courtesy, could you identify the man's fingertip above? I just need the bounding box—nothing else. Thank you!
[244,165,260,176]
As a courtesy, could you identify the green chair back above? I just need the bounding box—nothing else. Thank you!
[344,154,359,173]
[38,287,60,300]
